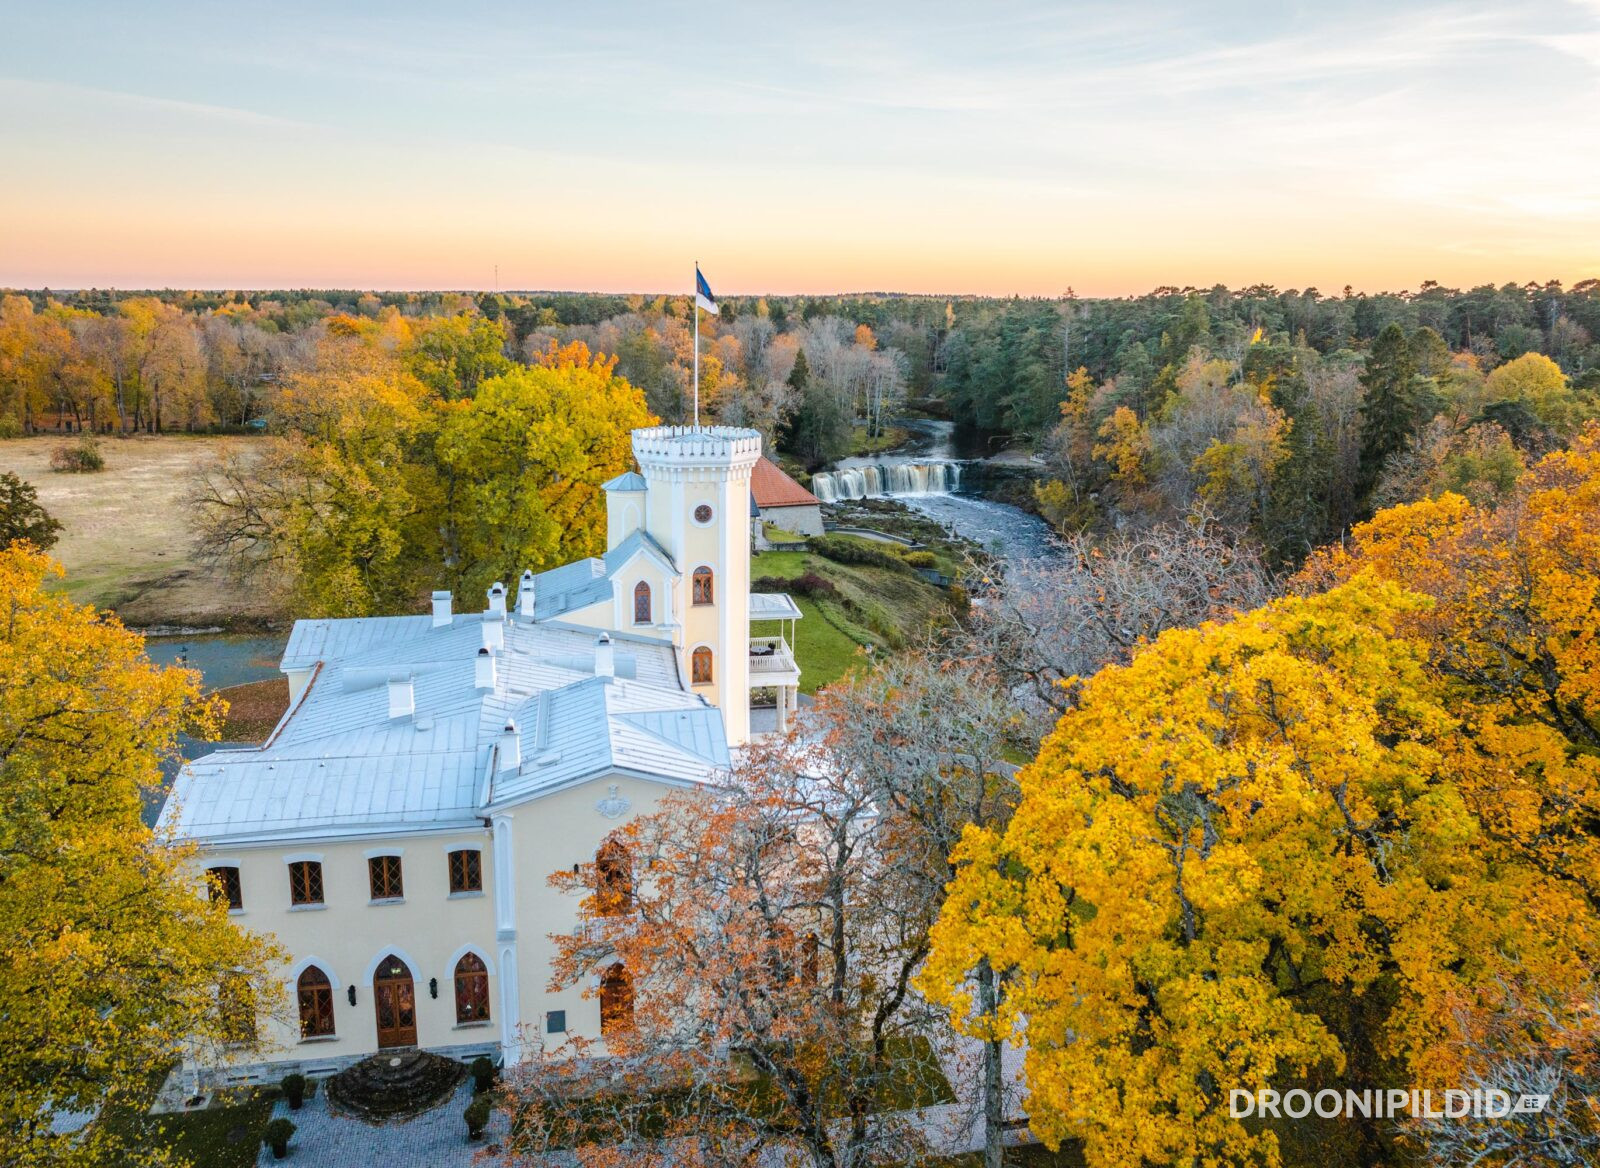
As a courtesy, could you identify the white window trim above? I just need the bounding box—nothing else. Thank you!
[282,852,324,866]
[363,846,405,860]
[446,943,497,978]
[285,956,343,991]
[440,841,485,854]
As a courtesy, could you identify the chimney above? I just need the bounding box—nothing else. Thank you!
[518,569,536,617]
[594,632,614,679]
[487,581,507,620]
[475,647,496,690]
[482,617,505,653]
[498,719,521,773]
[431,590,452,628]
[387,675,415,719]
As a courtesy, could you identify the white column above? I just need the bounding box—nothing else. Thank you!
[776,686,789,735]
[491,813,524,1066]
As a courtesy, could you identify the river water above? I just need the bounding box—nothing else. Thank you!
[815,420,1060,563]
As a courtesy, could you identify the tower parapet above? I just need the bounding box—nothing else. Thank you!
[631,426,762,485]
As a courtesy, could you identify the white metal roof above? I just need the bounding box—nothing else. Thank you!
[162,608,728,847]
[749,593,804,621]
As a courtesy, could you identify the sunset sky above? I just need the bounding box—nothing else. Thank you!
[3,0,1599,297]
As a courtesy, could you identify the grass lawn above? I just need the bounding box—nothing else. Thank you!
[0,434,273,628]
[97,1073,280,1168]
[750,549,956,692]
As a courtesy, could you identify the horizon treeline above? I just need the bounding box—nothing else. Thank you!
[3,281,1598,571]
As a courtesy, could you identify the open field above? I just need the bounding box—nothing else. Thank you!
[0,435,274,628]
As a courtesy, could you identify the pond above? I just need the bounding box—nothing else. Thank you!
[144,633,286,692]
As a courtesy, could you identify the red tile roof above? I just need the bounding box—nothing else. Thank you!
[751,457,821,508]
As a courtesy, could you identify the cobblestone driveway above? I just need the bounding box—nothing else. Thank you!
[257,1080,509,1167]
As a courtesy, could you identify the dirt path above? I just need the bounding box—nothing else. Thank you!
[0,435,277,628]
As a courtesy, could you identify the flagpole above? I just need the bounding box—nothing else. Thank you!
[693,262,700,426]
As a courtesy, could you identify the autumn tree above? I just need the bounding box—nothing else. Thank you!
[191,337,434,616]
[0,472,62,550]
[0,547,279,1168]
[825,655,1022,1168]
[435,342,655,597]
[504,732,959,1168]
[924,577,1600,1168]
[964,522,1275,740]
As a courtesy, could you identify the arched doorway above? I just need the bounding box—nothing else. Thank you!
[373,953,417,1048]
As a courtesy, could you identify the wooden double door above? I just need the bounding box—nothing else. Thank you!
[373,953,418,1048]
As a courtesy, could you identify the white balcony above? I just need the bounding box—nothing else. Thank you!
[748,636,800,688]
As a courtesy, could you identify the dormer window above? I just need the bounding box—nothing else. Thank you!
[633,581,651,624]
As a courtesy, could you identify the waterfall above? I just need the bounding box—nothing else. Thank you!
[810,460,962,504]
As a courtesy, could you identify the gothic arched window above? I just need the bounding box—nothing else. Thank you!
[633,581,651,624]
[454,953,490,1024]
[296,966,335,1038]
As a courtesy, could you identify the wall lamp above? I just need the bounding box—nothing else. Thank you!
[429,977,439,999]
[347,986,357,1007]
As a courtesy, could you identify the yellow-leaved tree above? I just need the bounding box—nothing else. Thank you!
[921,575,1600,1167]
[434,341,656,598]
[0,547,280,1168]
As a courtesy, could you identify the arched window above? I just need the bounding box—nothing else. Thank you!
[296,966,335,1038]
[633,581,651,624]
[691,645,713,685]
[596,838,633,916]
[600,962,634,1036]
[692,566,714,606]
[454,953,490,1024]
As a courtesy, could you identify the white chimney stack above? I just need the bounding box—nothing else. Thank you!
[482,617,504,653]
[518,569,536,617]
[594,632,614,679]
[387,675,415,719]
[498,719,521,773]
[487,582,507,619]
[431,590,452,628]
[475,647,496,690]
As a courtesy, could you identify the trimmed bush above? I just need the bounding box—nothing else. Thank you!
[470,1055,496,1094]
[809,534,910,573]
[49,437,104,473]
[754,571,837,599]
[465,1094,493,1140]
[263,1117,296,1159]
[280,1072,306,1110]
[901,550,938,569]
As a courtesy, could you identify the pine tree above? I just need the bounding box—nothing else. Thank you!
[1356,323,1420,507]
[1262,366,1332,567]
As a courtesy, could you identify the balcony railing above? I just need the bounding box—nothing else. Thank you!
[748,636,799,681]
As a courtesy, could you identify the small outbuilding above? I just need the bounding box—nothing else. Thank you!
[750,456,824,537]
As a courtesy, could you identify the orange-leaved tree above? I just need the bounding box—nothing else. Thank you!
[0,546,280,1168]
[501,732,956,1168]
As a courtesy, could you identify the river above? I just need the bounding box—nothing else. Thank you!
[812,420,1060,563]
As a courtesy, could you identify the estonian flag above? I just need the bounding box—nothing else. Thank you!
[695,265,719,316]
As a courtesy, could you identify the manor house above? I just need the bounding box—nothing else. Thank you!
[161,425,803,1084]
